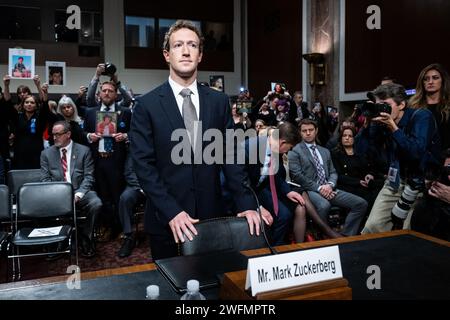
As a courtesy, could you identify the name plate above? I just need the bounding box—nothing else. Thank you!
[245,246,343,296]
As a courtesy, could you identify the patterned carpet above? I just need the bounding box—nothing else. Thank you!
[0,233,153,284]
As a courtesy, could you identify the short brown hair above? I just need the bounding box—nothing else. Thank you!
[163,20,204,53]
[278,122,300,146]
[100,81,117,92]
[299,118,318,130]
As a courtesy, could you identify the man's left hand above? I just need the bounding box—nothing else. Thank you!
[113,133,127,142]
[237,210,261,236]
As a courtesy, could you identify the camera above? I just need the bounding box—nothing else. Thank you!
[102,62,117,77]
[361,101,392,118]
[391,178,424,229]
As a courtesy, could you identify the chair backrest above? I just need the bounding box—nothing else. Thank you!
[7,169,42,198]
[181,217,268,256]
[0,185,10,222]
[17,182,74,220]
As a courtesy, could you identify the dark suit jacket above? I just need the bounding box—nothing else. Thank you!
[40,142,95,195]
[245,136,290,197]
[83,104,131,164]
[288,142,338,193]
[130,81,254,235]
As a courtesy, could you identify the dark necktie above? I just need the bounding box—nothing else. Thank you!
[310,145,327,185]
[180,88,198,147]
[269,156,279,216]
[61,148,68,181]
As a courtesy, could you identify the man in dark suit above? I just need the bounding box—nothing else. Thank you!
[288,119,368,236]
[130,20,262,260]
[40,121,102,257]
[84,81,131,239]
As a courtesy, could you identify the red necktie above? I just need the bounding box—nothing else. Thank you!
[61,148,68,181]
[269,156,279,216]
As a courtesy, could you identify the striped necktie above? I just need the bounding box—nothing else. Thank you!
[61,148,68,181]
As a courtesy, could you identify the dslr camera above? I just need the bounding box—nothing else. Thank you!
[361,91,392,118]
[102,62,117,77]
[361,102,392,118]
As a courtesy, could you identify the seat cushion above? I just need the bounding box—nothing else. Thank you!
[13,225,72,246]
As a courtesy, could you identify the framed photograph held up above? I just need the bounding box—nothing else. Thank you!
[46,61,66,86]
[210,75,224,92]
[9,48,35,79]
[96,112,117,137]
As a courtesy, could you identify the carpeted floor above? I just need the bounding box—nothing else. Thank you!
[0,233,153,284]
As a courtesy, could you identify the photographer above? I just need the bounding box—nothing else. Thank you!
[411,149,450,241]
[87,63,133,108]
[361,83,439,234]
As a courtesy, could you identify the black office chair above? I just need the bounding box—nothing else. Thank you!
[7,169,41,212]
[180,216,268,256]
[0,185,11,251]
[8,182,78,281]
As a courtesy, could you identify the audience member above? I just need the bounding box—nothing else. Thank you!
[362,83,437,233]
[410,63,450,151]
[288,119,368,236]
[40,121,102,257]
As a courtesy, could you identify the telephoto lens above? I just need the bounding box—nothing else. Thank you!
[391,184,420,229]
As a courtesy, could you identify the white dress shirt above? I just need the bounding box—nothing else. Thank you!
[168,77,200,119]
[60,141,85,200]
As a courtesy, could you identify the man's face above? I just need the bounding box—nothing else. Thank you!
[294,94,303,105]
[424,69,442,95]
[52,124,71,148]
[51,72,62,85]
[100,83,117,106]
[270,137,293,155]
[300,124,317,144]
[61,104,74,118]
[163,28,203,80]
[375,97,404,121]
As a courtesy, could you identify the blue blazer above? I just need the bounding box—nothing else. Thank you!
[130,82,254,235]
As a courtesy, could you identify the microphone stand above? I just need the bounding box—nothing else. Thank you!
[242,181,278,255]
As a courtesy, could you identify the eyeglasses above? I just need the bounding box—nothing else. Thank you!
[52,131,68,137]
[61,105,73,109]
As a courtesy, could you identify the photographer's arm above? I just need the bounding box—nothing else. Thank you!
[2,75,11,102]
[87,64,104,107]
[391,111,434,160]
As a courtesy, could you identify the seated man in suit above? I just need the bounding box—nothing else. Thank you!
[245,122,304,245]
[288,119,368,236]
[40,121,102,257]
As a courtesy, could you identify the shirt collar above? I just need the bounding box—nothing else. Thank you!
[168,77,198,98]
[305,142,317,149]
[61,140,73,154]
[101,103,115,112]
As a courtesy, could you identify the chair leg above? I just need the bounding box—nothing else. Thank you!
[16,247,21,281]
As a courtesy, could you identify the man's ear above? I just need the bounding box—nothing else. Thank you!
[163,50,170,64]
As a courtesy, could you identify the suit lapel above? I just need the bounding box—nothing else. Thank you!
[301,142,316,167]
[198,84,212,132]
[159,82,185,132]
[70,144,77,180]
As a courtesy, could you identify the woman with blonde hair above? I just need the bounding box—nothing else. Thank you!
[410,63,450,150]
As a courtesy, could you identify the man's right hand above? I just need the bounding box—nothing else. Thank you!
[89,133,101,143]
[96,64,105,78]
[3,75,10,86]
[169,211,199,243]
[320,184,334,199]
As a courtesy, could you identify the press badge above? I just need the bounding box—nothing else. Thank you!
[388,166,398,183]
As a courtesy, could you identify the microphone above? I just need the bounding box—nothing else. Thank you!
[242,180,278,255]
